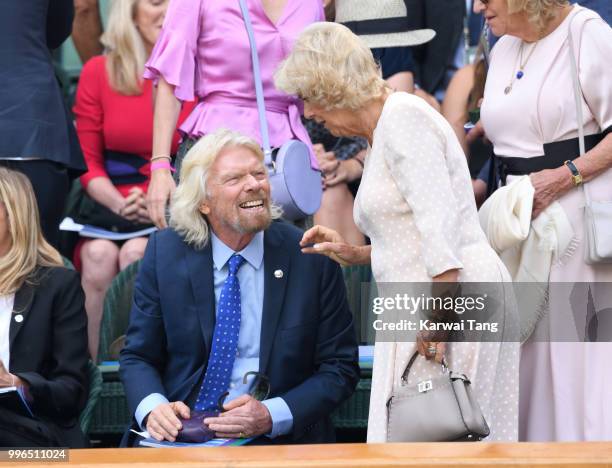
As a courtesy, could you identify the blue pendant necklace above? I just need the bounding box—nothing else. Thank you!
[504,40,539,95]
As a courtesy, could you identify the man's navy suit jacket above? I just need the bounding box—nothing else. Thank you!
[119,221,360,444]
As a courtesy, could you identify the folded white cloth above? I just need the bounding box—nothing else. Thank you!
[478,175,535,255]
[478,176,575,340]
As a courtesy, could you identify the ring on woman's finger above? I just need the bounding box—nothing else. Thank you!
[427,345,437,357]
[239,431,245,438]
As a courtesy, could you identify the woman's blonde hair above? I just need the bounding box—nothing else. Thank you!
[0,168,62,295]
[275,22,389,110]
[101,0,147,95]
[507,0,570,31]
[170,129,281,249]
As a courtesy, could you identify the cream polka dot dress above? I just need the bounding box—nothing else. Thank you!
[354,92,519,442]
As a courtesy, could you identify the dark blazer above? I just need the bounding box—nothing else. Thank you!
[0,0,86,174]
[120,221,360,445]
[5,267,89,448]
[412,0,466,94]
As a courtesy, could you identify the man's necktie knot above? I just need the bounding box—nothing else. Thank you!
[228,254,246,276]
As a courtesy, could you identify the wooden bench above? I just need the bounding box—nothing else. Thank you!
[3,442,611,467]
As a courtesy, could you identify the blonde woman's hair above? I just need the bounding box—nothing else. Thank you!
[170,129,282,249]
[101,0,147,95]
[0,168,62,295]
[275,22,389,110]
[507,0,570,31]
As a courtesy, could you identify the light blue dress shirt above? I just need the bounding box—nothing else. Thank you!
[135,232,293,438]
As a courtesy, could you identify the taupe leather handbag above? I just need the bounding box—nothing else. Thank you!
[386,352,490,442]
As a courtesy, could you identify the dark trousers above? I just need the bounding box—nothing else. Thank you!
[0,408,88,448]
[0,159,70,249]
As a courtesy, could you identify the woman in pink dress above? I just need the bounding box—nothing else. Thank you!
[143,0,323,227]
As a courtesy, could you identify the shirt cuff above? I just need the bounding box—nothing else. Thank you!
[135,393,169,430]
[261,397,293,438]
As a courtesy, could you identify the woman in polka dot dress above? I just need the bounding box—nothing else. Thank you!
[275,22,519,442]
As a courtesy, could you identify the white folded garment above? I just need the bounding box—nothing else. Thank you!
[478,176,576,340]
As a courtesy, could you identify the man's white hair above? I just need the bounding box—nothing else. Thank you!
[169,128,281,249]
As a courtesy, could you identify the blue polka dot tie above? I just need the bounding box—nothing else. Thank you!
[194,254,246,411]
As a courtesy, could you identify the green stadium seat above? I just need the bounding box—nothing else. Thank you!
[79,360,103,434]
[341,264,375,344]
[97,260,141,364]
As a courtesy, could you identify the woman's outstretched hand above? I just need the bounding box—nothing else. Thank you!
[300,225,370,266]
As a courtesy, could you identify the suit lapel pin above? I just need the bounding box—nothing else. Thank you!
[274,269,283,279]
[14,314,23,323]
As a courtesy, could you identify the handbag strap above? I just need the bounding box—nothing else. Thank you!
[400,351,449,384]
[567,9,591,204]
[237,0,274,167]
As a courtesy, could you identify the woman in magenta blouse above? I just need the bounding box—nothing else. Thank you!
[144,0,323,227]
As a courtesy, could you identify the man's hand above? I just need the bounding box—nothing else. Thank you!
[146,170,176,228]
[146,401,190,442]
[203,395,272,439]
[0,361,27,390]
[0,361,14,388]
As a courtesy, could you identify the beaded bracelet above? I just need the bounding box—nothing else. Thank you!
[151,160,176,172]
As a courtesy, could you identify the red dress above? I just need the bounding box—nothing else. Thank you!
[73,55,194,196]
